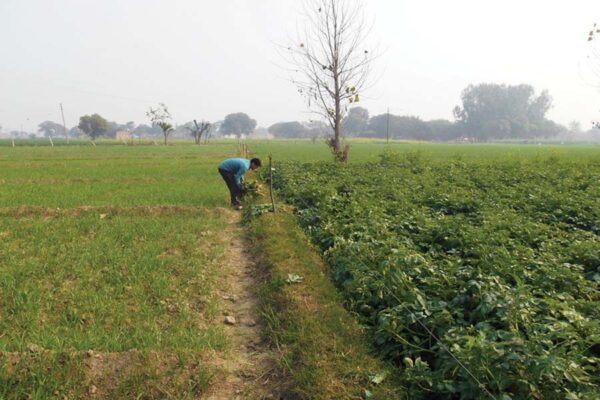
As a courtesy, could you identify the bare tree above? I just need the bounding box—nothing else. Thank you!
[286,0,374,161]
[186,120,212,144]
[146,103,174,145]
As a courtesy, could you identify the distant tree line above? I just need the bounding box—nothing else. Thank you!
[6,82,599,143]
[453,84,565,140]
[268,83,591,142]
[20,110,262,143]
[267,120,331,140]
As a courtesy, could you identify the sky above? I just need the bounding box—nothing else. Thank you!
[1,0,600,133]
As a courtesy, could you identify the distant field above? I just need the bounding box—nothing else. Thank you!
[0,145,234,207]
[1,140,599,208]
[251,139,600,162]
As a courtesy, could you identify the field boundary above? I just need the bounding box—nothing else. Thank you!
[246,207,404,399]
[0,205,227,218]
[203,210,279,399]
[1,349,212,398]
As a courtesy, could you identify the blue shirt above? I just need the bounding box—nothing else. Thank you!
[219,158,251,187]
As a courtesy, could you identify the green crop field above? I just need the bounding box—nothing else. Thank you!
[0,142,242,398]
[272,148,600,399]
[1,140,599,399]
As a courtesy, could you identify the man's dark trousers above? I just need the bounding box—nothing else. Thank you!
[218,168,241,206]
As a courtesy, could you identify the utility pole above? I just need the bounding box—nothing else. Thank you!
[386,107,390,145]
[269,155,276,213]
[60,103,69,144]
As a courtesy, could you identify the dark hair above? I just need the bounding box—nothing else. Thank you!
[250,158,262,167]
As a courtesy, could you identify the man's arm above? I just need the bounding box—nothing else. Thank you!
[234,168,245,188]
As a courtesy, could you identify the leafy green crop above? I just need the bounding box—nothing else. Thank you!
[242,203,274,224]
[273,151,600,399]
[241,181,265,200]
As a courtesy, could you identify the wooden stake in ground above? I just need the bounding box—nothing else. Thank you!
[269,155,276,213]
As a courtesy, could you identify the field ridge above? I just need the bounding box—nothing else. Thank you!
[205,210,278,399]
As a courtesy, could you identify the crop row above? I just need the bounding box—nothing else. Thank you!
[272,152,600,399]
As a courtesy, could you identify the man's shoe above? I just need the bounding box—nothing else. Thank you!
[234,205,243,211]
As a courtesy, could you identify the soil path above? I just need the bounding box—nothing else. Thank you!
[205,210,276,400]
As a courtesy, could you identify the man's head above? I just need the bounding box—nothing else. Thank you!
[250,158,262,171]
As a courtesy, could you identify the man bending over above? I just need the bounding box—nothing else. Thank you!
[218,157,261,210]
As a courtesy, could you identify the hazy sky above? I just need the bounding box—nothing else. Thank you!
[2,0,600,132]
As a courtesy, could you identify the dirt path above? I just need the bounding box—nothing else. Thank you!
[205,210,277,400]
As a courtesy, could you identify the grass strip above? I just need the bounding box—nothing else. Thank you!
[246,208,404,399]
[0,205,225,218]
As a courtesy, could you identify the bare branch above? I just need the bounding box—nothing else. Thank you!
[281,0,375,161]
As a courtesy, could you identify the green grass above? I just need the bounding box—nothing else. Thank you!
[0,208,227,352]
[0,207,228,399]
[0,138,160,147]
[0,350,213,399]
[250,139,600,162]
[0,145,238,207]
[0,143,241,398]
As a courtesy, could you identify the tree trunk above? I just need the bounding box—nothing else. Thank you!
[164,132,167,145]
[334,96,341,155]
[333,59,343,160]
[331,4,344,162]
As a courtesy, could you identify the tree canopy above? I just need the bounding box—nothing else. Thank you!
[133,124,162,137]
[342,107,370,137]
[268,121,309,138]
[78,114,109,140]
[426,119,460,141]
[147,103,174,145]
[37,121,66,138]
[368,114,432,140]
[453,83,557,140]
[219,113,257,138]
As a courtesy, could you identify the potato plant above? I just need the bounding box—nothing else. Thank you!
[272,151,600,399]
